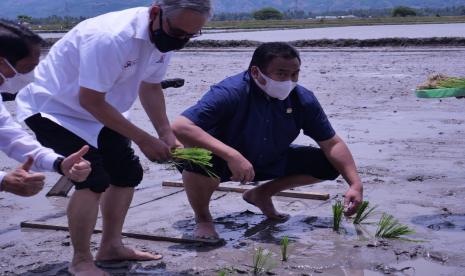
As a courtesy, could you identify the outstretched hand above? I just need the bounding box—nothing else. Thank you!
[1,156,45,197]
[61,145,92,182]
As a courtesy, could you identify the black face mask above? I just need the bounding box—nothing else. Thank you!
[151,9,189,53]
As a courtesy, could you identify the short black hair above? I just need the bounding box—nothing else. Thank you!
[0,19,43,66]
[248,42,301,72]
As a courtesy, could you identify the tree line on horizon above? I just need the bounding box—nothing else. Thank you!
[8,5,465,28]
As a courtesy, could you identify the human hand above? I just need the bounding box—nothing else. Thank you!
[343,184,363,216]
[1,157,45,197]
[160,130,183,149]
[137,135,172,162]
[61,145,92,182]
[226,151,255,183]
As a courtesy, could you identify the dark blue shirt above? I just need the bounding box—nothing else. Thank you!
[182,71,335,177]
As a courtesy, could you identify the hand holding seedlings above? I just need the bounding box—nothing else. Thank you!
[343,184,363,216]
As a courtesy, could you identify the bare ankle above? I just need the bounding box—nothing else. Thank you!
[195,215,213,223]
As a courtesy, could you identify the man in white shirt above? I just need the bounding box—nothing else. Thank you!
[16,1,212,275]
[0,19,92,196]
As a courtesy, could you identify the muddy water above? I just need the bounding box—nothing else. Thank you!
[1,47,465,275]
[195,23,465,41]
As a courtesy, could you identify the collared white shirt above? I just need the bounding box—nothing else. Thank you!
[0,102,60,189]
[16,7,172,147]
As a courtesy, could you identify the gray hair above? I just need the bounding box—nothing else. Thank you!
[153,0,213,17]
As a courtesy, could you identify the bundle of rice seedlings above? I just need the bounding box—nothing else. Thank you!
[417,74,465,89]
[375,213,415,239]
[332,200,344,232]
[353,201,377,225]
[171,148,218,178]
[252,247,275,275]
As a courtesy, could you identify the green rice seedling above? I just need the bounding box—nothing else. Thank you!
[332,200,344,232]
[280,236,290,262]
[170,147,218,178]
[375,213,415,239]
[252,247,275,275]
[353,201,377,224]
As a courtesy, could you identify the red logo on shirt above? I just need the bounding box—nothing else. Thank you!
[123,60,137,69]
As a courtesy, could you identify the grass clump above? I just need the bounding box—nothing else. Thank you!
[375,213,415,239]
[353,201,377,224]
[252,247,275,275]
[280,236,290,262]
[332,200,344,232]
[170,148,218,178]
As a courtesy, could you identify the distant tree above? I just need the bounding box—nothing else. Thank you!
[253,7,284,20]
[392,6,417,17]
[17,15,33,24]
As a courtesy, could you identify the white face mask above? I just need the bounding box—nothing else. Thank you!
[253,68,297,101]
[0,59,35,93]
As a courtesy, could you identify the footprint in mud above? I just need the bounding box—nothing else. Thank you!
[411,214,465,231]
[172,212,337,247]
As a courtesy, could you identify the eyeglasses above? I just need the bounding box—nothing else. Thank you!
[161,9,202,39]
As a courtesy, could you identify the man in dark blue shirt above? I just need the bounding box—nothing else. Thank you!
[173,42,363,239]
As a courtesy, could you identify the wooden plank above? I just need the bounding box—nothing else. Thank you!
[46,176,74,197]
[162,181,330,201]
[20,221,224,246]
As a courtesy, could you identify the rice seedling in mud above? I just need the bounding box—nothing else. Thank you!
[353,201,377,225]
[280,236,291,262]
[217,267,235,276]
[169,148,218,178]
[332,200,344,232]
[375,213,415,239]
[252,247,275,275]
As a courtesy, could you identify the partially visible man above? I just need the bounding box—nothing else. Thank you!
[15,1,211,275]
[0,19,91,197]
[173,42,364,239]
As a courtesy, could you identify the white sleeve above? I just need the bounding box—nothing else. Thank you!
[142,53,173,84]
[0,103,61,172]
[78,33,126,93]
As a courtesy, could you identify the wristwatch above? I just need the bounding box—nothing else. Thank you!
[53,157,65,175]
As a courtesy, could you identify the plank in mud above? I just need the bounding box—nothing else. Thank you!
[162,181,330,201]
[20,221,224,246]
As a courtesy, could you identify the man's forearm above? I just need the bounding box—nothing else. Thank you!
[139,82,172,137]
[320,136,362,189]
[173,117,239,161]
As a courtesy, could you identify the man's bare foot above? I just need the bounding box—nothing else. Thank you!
[96,244,162,262]
[243,188,289,220]
[194,221,219,239]
[69,259,109,276]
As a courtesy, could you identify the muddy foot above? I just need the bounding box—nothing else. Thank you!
[96,244,162,262]
[243,188,290,221]
[69,260,108,276]
[194,221,219,239]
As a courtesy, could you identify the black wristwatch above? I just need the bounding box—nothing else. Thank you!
[53,157,65,175]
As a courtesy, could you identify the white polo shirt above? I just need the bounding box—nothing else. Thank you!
[16,7,172,147]
[0,102,60,188]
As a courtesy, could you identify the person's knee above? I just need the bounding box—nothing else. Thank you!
[110,160,144,188]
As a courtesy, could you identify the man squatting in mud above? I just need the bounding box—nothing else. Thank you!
[173,42,364,239]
